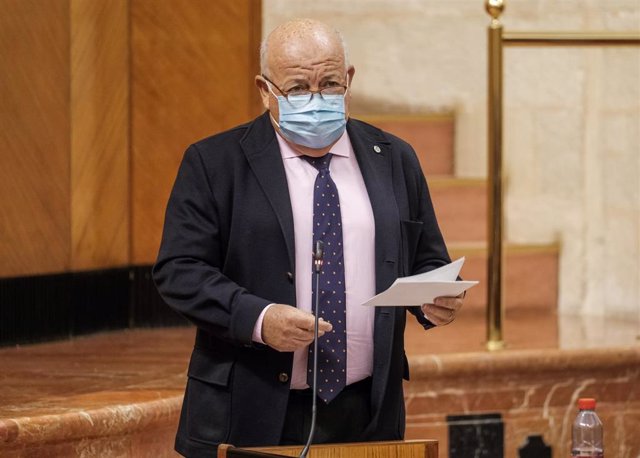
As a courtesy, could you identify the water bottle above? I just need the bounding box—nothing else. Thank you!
[571,398,603,457]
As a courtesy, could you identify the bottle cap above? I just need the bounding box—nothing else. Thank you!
[578,398,596,410]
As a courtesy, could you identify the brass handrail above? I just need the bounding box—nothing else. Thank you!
[504,31,640,46]
[484,0,640,351]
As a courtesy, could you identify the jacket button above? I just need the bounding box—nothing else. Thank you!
[286,272,294,283]
[278,372,289,383]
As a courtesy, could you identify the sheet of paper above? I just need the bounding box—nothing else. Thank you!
[396,256,465,282]
[362,257,478,307]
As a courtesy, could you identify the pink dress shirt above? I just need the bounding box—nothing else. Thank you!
[252,130,376,389]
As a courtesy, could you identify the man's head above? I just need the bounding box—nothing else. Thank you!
[255,19,355,156]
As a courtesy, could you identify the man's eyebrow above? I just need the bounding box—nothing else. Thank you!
[285,76,309,83]
[279,70,344,88]
[280,78,310,88]
[320,73,343,82]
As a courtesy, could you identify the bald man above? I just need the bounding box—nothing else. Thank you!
[154,19,462,457]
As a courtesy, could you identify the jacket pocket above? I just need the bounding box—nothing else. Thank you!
[188,347,234,386]
[400,219,423,276]
[184,347,234,444]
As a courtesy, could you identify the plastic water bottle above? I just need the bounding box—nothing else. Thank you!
[571,398,604,457]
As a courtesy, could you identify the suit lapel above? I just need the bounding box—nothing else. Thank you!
[348,119,400,292]
[240,113,296,273]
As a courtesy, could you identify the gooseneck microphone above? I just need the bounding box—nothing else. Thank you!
[299,240,324,458]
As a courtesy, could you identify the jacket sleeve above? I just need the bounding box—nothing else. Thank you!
[152,145,270,346]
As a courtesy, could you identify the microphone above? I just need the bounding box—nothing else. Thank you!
[313,240,324,273]
[300,241,324,458]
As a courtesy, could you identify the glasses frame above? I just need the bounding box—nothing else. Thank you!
[261,74,349,105]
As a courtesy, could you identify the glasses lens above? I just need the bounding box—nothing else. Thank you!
[321,86,346,96]
[286,93,312,108]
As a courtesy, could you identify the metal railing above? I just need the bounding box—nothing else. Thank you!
[484,0,640,351]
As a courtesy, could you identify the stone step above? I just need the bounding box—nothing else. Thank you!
[448,243,559,310]
[429,177,487,243]
[355,114,455,176]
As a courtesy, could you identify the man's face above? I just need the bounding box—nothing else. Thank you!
[256,31,355,154]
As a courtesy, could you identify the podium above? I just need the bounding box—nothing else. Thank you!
[217,440,438,458]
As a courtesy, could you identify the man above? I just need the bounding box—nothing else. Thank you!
[153,19,463,458]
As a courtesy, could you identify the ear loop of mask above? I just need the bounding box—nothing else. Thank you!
[264,80,283,129]
[343,73,350,119]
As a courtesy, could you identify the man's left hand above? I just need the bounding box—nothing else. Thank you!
[421,295,464,326]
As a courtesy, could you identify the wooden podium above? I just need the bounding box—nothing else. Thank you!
[217,440,438,458]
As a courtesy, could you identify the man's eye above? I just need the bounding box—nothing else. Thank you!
[287,86,308,94]
[320,81,340,90]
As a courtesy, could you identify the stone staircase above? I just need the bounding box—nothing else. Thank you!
[359,113,560,314]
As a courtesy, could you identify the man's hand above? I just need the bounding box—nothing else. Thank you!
[421,295,464,326]
[262,303,333,352]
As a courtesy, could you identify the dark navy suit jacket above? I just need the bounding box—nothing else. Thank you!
[153,112,451,458]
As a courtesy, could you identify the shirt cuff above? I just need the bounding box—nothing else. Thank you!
[420,305,437,328]
[252,303,275,344]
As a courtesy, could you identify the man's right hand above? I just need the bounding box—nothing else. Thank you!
[262,304,333,352]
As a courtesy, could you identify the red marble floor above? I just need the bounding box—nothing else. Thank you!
[0,328,194,457]
[0,328,193,420]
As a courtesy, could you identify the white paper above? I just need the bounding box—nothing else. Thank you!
[396,256,465,282]
[362,257,478,307]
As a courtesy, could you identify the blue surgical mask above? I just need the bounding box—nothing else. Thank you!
[268,87,348,149]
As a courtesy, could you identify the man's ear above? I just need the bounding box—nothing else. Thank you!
[347,65,355,86]
[255,75,270,111]
[344,66,356,119]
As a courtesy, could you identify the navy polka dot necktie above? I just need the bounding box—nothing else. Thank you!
[303,153,347,404]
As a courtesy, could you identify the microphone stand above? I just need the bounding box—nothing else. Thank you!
[299,241,323,458]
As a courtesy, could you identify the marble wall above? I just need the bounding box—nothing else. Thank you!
[261,0,640,320]
[405,347,640,457]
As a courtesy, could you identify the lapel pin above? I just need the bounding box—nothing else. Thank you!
[373,145,381,153]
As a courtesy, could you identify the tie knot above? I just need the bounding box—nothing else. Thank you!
[304,153,333,172]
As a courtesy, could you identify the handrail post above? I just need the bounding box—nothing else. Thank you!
[486,0,506,351]
[482,0,640,351]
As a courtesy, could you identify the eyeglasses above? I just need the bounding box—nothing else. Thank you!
[262,74,348,107]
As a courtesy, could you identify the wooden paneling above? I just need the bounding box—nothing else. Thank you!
[70,0,130,270]
[0,0,71,277]
[131,0,262,264]
[254,441,438,457]
[0,0,261,276]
